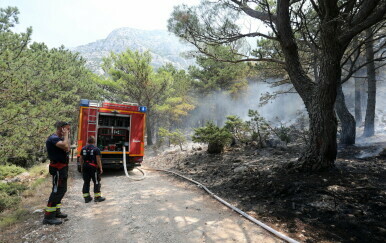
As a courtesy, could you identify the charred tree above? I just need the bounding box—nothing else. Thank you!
[335,83,356,145]
[355,73,363,126]
[352,36,363,126]
[364,29,377,137]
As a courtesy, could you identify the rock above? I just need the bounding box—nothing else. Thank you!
[6,177,21,183]
[266,138,287,149]
[234,166,249,173]
[33,209,44,214]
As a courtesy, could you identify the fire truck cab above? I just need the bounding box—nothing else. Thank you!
[76,99,146,172]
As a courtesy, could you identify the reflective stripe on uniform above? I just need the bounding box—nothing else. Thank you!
[94,193,101,197]
[83,193,90,197]
[56,204,61,209]
[46,206,56,212]
[53,171,59,193]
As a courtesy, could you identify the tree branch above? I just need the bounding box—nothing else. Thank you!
[230,0,277,22]
[339,1,386,44]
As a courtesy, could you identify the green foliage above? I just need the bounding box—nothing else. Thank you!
[0,191,20,212]
[246,110,270,147]
[275,124,291,144]
[0,208,28,228]
[169,130,187,151]
[188,45,250,98]
[224,115,249,143]
[0,183,27,196]
[157,127,186,150]
[0,6,19,31]
[0,165,26,180]
[192,121,232,153]
[0,8,102,166]
[0,183,27,212]
[103,49,169,107]
[153,64,195,131]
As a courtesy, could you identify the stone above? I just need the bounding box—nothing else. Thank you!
[233,166,249,173]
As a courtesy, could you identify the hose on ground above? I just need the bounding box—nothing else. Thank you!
[122,147,146,180]
[144,167,299,243]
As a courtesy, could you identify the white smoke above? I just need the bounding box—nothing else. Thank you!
[188,79,306,127]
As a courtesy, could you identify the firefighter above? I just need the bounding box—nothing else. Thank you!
[80,136,106,203]
[43,121,70,225]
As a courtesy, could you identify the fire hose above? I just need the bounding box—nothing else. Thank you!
[122,146,146,180]
[144,167,299,243]
[121,148,298,242]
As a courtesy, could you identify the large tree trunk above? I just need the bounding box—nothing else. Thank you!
[276,0,341,171]
[146,114,153,145]
[335,83,356,145]
[298,84,338,171]
[363,29,377,137]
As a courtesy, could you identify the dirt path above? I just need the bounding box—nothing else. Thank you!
[33,164,283,243]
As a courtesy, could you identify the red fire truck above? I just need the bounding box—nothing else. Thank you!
[76,99,146,172]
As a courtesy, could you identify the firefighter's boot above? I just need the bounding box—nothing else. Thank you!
[84,196,93,203]
[43,213,62,225]
[55,208,67,218]
[94,196,106,202]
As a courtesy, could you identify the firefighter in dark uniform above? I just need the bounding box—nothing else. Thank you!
[80,136,105,203]
[43,121,70,225]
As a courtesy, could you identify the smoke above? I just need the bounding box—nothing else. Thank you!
[188,67,386,146]
[188,79,306,127]
[342,68,386,142]
[355,146,384,159]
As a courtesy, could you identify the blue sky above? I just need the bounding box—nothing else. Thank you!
[1,0,199,48]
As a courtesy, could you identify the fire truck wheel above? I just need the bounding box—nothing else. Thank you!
[125,166,134,172]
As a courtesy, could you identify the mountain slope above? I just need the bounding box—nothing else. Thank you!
[72,27,195,74]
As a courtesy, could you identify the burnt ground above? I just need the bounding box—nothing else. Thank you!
[144,141,386,243]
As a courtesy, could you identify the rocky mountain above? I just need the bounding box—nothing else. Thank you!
[71,27,195,74]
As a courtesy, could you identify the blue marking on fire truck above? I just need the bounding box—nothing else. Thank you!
[139,106,147,112]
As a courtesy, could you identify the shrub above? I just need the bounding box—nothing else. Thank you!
[0,183,27,213]
[0,165,26,180]
[157,128,187,150]
[0,183,28,196]
[0,208,28,228]
[246,110,270,147]
[0,191,21,212]
[276,124,291,144]
[192,121,232,153]
[224,115,249,144]
[169,130,186,151]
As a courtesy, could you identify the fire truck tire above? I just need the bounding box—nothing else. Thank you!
[125,166,134,172]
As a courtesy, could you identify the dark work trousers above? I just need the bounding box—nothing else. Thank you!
[46,166,68,214]
[82,164,101,194]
